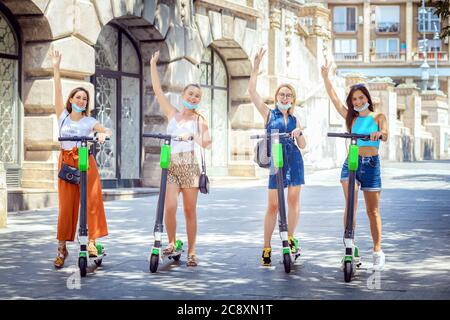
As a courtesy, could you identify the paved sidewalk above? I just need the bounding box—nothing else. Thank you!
[0,160,449,299]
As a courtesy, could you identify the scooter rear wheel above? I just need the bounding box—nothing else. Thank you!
[344,261,353,282]
[79,257,87,277]
[94,259,102,267]
[283,253,291,273]
[149,254,159,273]
[172,254,181,262]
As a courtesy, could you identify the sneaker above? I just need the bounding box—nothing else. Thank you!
[288,236,300,255]
[261,248,272,266]
[372,250,385,271]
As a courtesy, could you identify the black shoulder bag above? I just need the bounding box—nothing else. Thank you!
[197,115,210,194]
[58,114,81,185]
[254,111,271,169]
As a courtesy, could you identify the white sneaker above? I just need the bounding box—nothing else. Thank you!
[372,250,385,271]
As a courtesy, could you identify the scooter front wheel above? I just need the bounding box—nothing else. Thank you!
[283,253,291,273]
[79,257,87,277]
[344,261,353,282]
[149,254,159,273]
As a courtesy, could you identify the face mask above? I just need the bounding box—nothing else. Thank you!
[182,99,199,110]
[72,103,86,113]
[354,102,370,113]
[276,102,291,110]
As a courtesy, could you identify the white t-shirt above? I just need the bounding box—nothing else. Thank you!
[58,109,98,150]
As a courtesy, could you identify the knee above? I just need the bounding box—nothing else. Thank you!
[367,208,380,218]
[184,207,197,219]
[287,197,299,209]
[165,205,178,216]
[267,202,278,215]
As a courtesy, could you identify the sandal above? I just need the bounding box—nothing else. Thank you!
[88,240,98,257]
[186,254,198,267]
[163,243,176,255]
[54,244,69,269]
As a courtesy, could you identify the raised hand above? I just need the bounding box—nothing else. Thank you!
[150,51,160,66]
[321,58,333,79]
[50,49,61,69]
[253,47,266,72]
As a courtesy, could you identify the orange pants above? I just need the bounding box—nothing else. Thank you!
[57,148,108,241]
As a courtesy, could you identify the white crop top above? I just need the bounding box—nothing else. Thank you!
[58,109,98,150]
[166,116,197,154]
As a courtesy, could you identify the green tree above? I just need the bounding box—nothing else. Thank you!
[428,0,450,39]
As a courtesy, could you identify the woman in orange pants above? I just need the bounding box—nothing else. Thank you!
[51,49,112,268]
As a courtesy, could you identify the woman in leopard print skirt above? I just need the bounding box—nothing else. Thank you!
[150,51,212,267]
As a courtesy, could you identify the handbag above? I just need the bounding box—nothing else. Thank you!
[58,113,81,185]
[197,115,210,194]
[254,111,271,168]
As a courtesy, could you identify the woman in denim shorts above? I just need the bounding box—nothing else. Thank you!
[248,48,307,266]
[321,59,388,271]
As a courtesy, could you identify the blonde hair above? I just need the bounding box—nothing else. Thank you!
[274,83,297,114]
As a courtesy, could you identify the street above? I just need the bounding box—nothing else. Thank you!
[1,160,449,300]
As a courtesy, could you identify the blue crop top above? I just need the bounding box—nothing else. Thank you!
[351,115,380,148]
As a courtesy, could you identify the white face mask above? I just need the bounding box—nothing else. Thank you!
[276,102,291,110]
[354,102,370,113]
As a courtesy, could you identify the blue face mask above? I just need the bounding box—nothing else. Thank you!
[182,99,199,110]
[354,102,370,113]
[276,102,291,110]
[72,103,86,113]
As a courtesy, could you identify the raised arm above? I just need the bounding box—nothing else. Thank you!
[248,48,270,120]
[321,59,348,119]
[50,49,64,118]
[150,51,178,120]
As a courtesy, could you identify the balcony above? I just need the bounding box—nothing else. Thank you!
[372,52,405,61]
[376,22,400,33]
[334,52,363,61]
[333,22,357,33]
[413,51,449,62]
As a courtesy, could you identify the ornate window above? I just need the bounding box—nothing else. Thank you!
[199,47,229,175]
[93,24,141,187]
[0,9,20,187]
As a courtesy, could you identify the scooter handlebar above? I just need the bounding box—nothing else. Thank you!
[327,132,383,141]
[142,133,194,141]
[58,136,110,142]
[250,132,292,139]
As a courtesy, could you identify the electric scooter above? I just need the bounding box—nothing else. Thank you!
[58,136,109,277]
[327,132,382,282]
[251,132,301,273]
[143,133,192,273]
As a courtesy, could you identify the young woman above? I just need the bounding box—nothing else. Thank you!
[248,48,307,266]
[51,49,112,268]
[150,51,212,267]
[321,59,388,271]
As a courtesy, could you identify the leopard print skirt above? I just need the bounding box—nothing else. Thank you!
[167,151,201,188]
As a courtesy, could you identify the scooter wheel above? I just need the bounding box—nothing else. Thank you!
[149,254,159,273]
[283,253,291,273]
[79,257,87,277]
[344,261,353,283]
[94,259,102,267]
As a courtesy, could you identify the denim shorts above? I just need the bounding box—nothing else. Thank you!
[340,155,381,192]
[268,142,305,189]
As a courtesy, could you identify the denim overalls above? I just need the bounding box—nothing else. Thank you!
[267,108,305,189]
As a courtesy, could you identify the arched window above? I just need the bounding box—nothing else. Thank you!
[199,47,229,175]
[0,8,20,187]
[93,24,141,188]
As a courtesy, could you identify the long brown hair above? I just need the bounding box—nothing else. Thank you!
[65,87,91,116]
[345,84,374,132]
[274,83,297,115]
